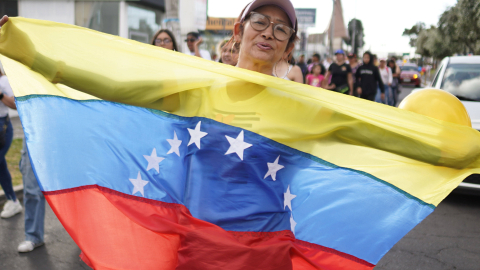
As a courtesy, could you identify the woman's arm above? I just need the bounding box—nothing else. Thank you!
[347,73,354,95]
[0,94,16,109]
[321,71,331,88]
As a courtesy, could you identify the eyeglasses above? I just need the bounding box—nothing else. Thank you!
[247,12,295,41]
[185,38,197,43]
[155,38,172,45]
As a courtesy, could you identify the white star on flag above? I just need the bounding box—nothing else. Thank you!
[225,130,253,160]
[290,213,297,235]
[143,148,165,173]
[129,171,149,197]
[264,155,284,181]
[187,121,208,149]
[284,185,296,211]
[167,131,182,156]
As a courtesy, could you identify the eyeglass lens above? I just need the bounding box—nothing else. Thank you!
[155,38,172,44]
[249,13,293,41]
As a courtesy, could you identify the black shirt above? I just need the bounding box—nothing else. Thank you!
[355,64,385,97]
[328,63,352,87]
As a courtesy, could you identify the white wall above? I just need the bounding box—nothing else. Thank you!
[18,0,75,25]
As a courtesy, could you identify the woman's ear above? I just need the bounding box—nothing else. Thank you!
[283,43,295,60]
[233,22,243,43]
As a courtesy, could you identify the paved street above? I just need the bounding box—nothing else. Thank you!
[1,86,479,269]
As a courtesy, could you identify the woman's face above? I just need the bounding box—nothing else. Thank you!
[221,45,239,66]
[363,54,370,64]
[335,54,344,63]
[236,5,293,67]
[154,32,174,50]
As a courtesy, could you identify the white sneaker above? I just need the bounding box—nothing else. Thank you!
[0,199,23,218]
[17,241,44,253]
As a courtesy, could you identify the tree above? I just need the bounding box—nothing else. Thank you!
[345,19,364,55]
[416,26,454,60]
[438,0,480,55]
[402,22,426,47]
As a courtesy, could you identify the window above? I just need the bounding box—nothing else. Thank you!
[127,4,161,44]
[440,63,480,101]
[75,1,119,35]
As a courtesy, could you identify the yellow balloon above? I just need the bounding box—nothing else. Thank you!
[398,89,472,127]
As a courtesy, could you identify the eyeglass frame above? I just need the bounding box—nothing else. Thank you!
[245,12,295,42]
[185,38,197,43]
[155,38,172,45]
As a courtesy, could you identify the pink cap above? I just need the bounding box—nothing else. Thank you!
[240,0,297,32]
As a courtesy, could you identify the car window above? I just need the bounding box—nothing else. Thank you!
[441,63,480,101]
[400,66,418,72]
[431,64,444,87]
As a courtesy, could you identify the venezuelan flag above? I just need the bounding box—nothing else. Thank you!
[1,18,479,270]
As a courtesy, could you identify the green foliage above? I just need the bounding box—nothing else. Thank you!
[409,0,480,59]
[345,19,364,55]
[402,22,426,47]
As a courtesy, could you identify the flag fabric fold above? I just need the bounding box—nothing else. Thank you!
[1,18,479,270]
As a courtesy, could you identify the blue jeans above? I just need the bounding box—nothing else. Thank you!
[0,116,15,201]
[375,86,394,106]
[20,141,45,244]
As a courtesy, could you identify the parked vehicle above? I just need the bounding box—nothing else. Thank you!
[429,55,480,194]
[399,64,421,87]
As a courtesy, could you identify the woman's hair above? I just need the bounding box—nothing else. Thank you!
[227,4,299,55]
[363,51,374,67]
[150,29,179,52]
[311,64,322,73]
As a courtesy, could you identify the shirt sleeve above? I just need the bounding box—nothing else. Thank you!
[200,50,212,61]
[0,76,14,97]
[346,64,352,73]
[374,67,385,93]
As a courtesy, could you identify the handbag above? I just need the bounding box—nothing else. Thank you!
[334,84,350,94]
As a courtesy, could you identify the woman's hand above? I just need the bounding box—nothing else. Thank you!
[0,15,8,27]
[356,87,362,96]
[381,93,385,102]
[327,83,336,90]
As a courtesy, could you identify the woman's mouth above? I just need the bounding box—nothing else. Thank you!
[256,42,273,50]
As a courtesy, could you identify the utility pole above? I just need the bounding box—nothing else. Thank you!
[329,0,335,56]
[351,0,357,54]
[164,0,181,52]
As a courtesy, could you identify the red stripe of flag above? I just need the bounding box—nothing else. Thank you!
[45,185,374,270]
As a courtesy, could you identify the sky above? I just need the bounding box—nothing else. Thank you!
[207,0,458,57]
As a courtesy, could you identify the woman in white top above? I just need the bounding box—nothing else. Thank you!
[376,58,394,106]
[0,68,22,219]
[273,53,303,83]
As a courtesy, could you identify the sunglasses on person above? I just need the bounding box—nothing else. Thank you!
[247,12,295,41]
[155,38,172,45]
[185,38,197,43]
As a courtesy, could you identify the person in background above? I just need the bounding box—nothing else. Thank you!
[307,53,325,74]
[372,54,379,66]
[322,50,354,95]
[305,64,324,87]
[185,32,212,60]
[356,51,384,101]
[220,40,240,66]
[0,69,21,219]
[211,53,218,62]
[17,142,45,252]
[323,56,333,70]
[388,59,401,106]
[274,53,303,83]
[151,29,179,51]
[376,58,393,105]
[296,54,308,82]
[348,53,361,97]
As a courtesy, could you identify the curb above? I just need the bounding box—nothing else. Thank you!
[0,184,24,205]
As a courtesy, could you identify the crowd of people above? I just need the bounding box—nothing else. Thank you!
[150,27,402,107]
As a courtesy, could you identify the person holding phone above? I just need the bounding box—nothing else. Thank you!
[185,32,212,60]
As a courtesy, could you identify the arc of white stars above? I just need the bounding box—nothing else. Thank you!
[167,131,182,156]
[284,185,296,211]
[129,171,149,197]
[187,121,208,149]
[143,148,165,173]
[264,155,284,181]
[225,130,253,160]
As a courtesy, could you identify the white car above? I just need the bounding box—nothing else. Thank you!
[427,55,480,194]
